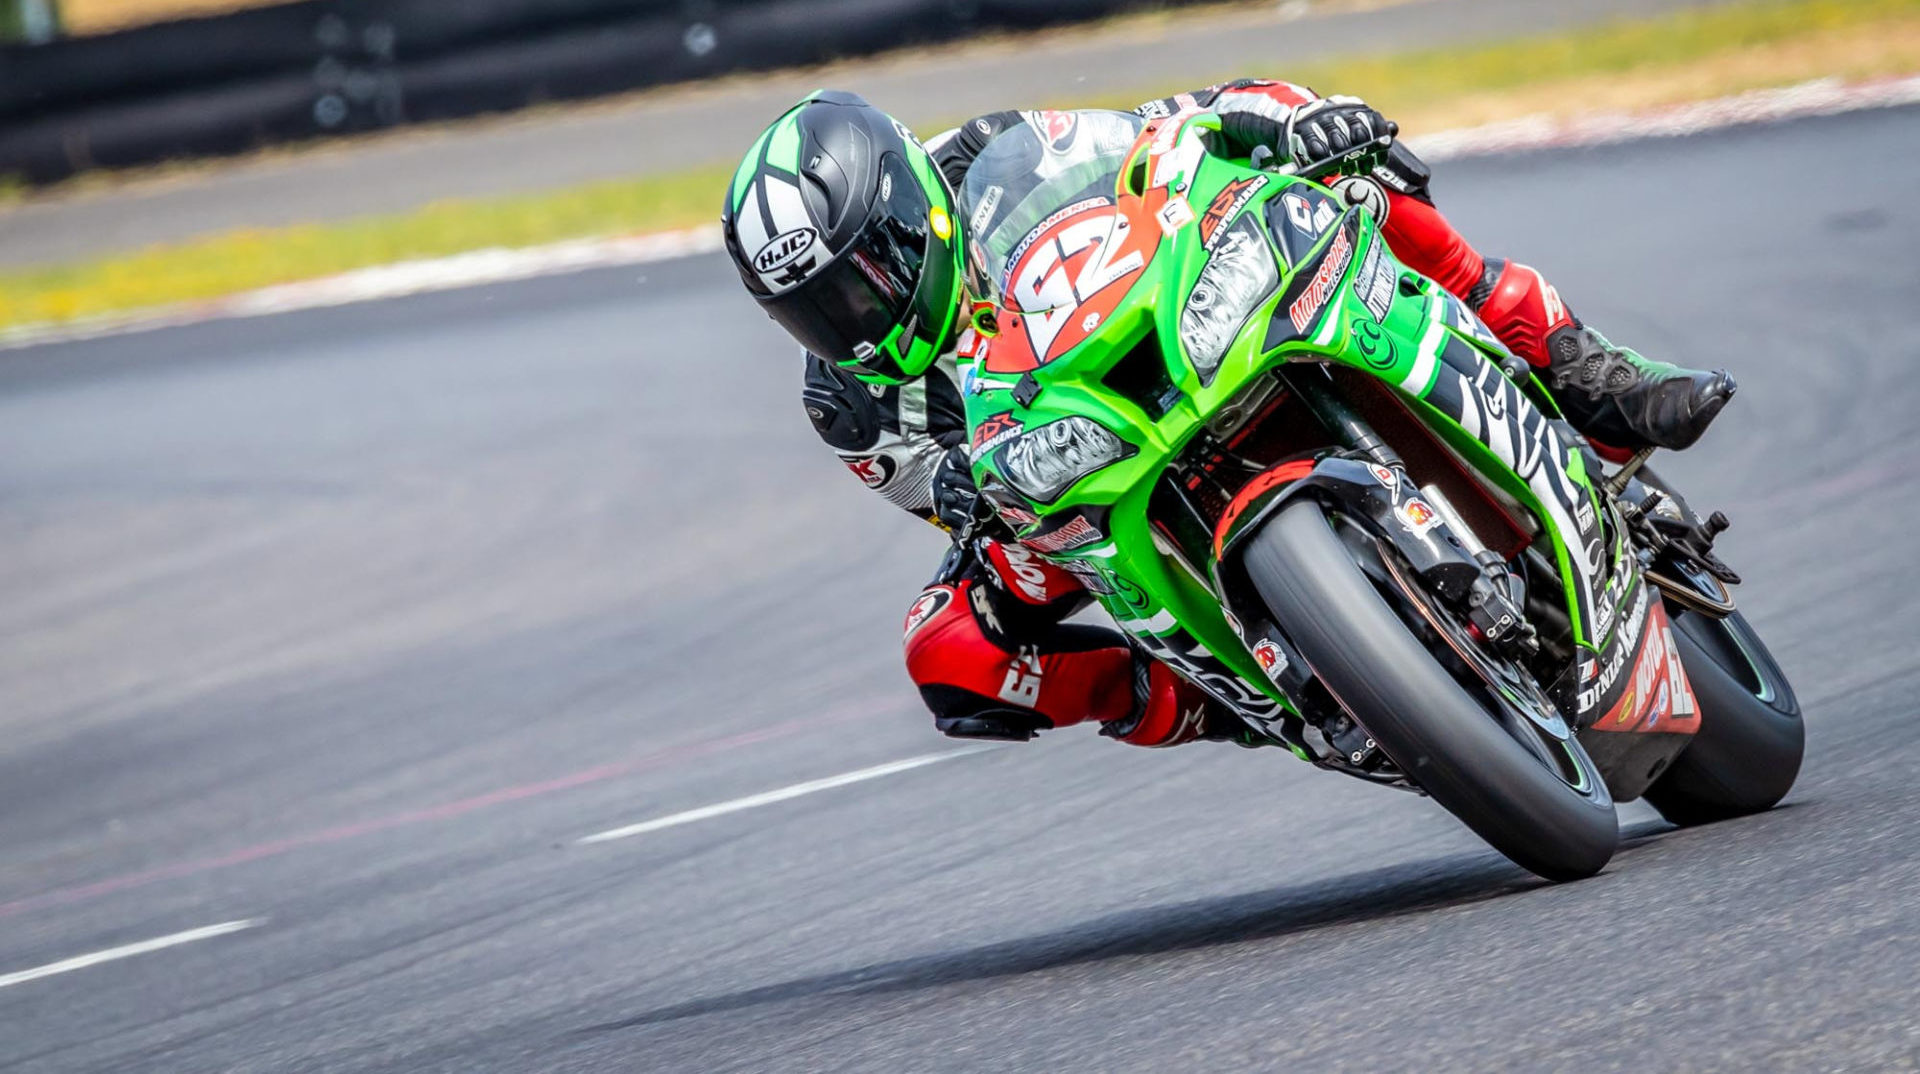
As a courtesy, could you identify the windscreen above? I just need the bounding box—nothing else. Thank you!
[956,110,1146,312]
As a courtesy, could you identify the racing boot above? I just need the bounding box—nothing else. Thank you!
[1542,324,1737,454]
[1101,660,1258,747]
[1468,257,1734,454]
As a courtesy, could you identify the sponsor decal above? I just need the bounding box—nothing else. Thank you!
[997,502,1040,528]
[1002,195,1113,275]
[1575,498,1597,532]
[753,227,817,274]
[1368,463,1398,490]
[994,542,1051,603]
[1120,618,1285,720]
[999,645,1045,706]
[1287,225,1354,333]
[902,587,953,641]
[1022,514,1103,555]
[1351,237,1395,323]
[843,453,897,490]
[1542,280,1567,326]
[969,185,1004,233]
[879,172,893,202]
[969,581,1005,635]
[1156,196,1196,235]
[1332,175,1389,220]
[1282,191,1338,238]
[992,203,1152,370]
[1058,558,1113,595]
[1598,604,1699,731]
[1037,110,1079,152]
[1199,176,1269,251]
[1222,609,1243,636]
[1398,497,1442,536]
[1082,311,1101,332]
[1137,99,1172,120]
[1252,638,1290,682]
[970,411,1023,459]
[1578,583,1650,712]
[1351,317,1397,370]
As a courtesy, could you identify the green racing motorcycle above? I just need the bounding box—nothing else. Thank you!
[954,109,1803,881]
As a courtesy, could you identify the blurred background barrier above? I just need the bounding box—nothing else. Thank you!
[0,0,1216,183]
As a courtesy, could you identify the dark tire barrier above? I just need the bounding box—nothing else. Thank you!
[0,0,1212,183]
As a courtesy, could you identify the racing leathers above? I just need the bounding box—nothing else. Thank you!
[802,78,1710,747]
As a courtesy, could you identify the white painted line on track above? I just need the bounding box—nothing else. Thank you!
[578,745,999,845]
[0,919,262,991]
[9,73,1920,353]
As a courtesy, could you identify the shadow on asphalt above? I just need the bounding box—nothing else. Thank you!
[577,851,1566,1034]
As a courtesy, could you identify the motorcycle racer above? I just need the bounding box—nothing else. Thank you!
[721,82,1737,748]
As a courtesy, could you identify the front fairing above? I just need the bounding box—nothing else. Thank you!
[958,111,1622,725]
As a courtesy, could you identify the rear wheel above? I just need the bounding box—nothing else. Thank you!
[1643,594,1804,826]
[1246,500,1618,881]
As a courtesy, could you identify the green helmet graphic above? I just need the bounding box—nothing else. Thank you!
[723,90,966,383]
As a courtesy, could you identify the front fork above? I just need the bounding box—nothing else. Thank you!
[1286,365,1537,657]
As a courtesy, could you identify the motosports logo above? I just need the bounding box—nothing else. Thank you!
[754,227,817,274]
[1199,176,1268,251]
[1288,226,1354,333]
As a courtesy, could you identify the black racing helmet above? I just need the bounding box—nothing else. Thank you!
[722,90,965,383]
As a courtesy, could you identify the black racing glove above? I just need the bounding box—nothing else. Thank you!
[932,443,1010,543]
[1284,96,1398,178]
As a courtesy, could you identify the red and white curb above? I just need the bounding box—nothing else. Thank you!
[6,74,1918,352]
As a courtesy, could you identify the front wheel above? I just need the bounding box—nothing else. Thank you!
[1642,601,1804,826]
[1245,500,1619,881]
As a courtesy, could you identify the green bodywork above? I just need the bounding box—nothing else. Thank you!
[959,111,1623,729]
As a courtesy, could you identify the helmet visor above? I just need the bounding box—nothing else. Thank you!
[761,153,935,376]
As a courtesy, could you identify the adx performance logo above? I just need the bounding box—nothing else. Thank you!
[1199,176,1268,251]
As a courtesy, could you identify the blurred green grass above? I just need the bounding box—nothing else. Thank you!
[6,0,1918,331]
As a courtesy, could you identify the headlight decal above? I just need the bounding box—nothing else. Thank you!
[995,416,1135,503]
[1179,213,1279,383]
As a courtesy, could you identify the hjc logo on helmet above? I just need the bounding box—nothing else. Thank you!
[754,228,818,274]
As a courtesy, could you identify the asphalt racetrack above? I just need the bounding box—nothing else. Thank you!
[4,107,1919,1072]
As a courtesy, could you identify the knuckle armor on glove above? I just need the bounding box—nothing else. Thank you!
[1286,95,1397,173]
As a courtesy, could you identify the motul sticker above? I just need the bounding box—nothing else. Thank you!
[1398,497,1441,535]
[1252,638,1290,681]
